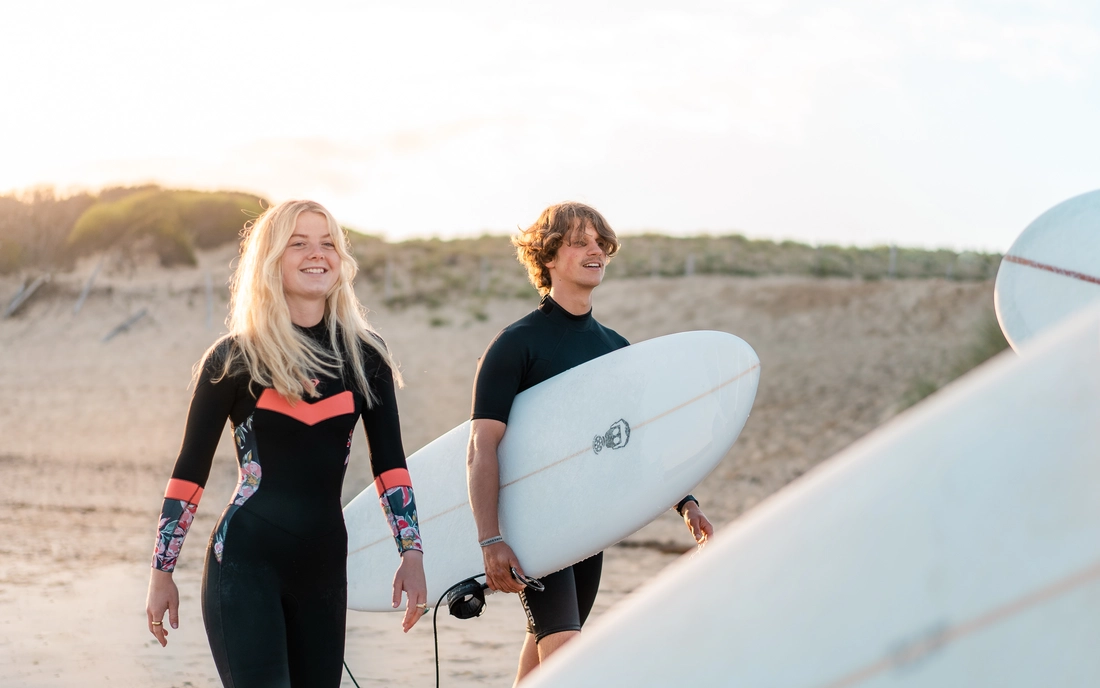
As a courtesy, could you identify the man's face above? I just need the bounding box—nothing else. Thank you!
[545,222,609,292]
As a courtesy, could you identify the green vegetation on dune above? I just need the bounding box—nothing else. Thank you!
[0,185,1001,287]
[0,186,266,273]
[68,188,266,266]
[349,232,1002,307]
[0,188,96,273]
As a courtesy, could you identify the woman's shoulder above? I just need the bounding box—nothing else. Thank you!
[195,335,245,378]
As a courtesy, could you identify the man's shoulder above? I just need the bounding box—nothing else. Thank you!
[590,317,630,349]
[491,308,549,343]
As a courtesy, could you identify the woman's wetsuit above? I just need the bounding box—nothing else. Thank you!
[470,295,628,640]
[152,322,421,687]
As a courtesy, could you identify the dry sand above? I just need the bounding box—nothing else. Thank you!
[0,247,996,686]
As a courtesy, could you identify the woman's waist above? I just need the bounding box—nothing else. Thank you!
[222,494,346,539]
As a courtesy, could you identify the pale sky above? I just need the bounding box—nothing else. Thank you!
[2,0,1098,250]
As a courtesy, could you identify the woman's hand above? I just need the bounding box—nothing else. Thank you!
[682,501,714,545]
[392,550,428,632]
[146,568,180,647]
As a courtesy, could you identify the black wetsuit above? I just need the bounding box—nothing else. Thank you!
[471,295,629,640]
[152,322,420,687]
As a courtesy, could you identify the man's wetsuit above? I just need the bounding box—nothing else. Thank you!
[152,322,420,687]
[471,295,628,640]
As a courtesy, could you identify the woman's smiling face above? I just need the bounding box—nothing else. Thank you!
[280,211,341,307]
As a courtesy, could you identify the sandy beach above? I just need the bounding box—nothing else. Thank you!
[0,246,996,686]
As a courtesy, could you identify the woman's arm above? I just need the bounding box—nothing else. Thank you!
[146,345,236,645]
[360,346,427,629]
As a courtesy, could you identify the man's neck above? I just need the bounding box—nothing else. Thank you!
[547,286,594,316]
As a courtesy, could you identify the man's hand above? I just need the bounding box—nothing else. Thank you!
[481,541,527,593]
[682,501,714,545]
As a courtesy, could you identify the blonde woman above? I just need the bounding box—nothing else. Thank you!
[145,200,426,687]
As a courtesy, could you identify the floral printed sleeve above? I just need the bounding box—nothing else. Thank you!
[153,479,204,572]
[151,341,235,572]
[376,469,423,553]
[360,339,422,553]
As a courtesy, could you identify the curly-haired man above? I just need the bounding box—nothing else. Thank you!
[466,201,712,685]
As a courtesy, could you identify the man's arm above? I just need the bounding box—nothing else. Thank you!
[467,418,527,593]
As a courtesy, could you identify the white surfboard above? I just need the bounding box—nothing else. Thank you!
[994,188,1100,351]
[524,306,1100,688]
[343,331,760,612]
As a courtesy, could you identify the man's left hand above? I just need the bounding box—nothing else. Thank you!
[682,501,713,545]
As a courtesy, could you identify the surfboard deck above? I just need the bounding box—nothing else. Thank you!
[523,306,1100,688]
[995,188,1100,351]
[343,330,760,612]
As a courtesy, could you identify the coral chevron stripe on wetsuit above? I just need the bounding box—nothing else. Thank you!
[151,321,421,688]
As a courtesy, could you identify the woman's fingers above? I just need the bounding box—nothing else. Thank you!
[168,597,180,630]
[148,611,169,647]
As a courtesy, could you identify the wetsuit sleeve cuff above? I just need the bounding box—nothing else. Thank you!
[379,485,423,554]
[152,479,204,572]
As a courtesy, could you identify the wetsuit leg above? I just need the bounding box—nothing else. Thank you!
[202,509,348,688]
[202,509,292,687]
[284,527,347,687]
[520,551,604,641]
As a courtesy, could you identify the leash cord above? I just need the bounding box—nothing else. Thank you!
[343,659,362,688]
[345,572,488,688]
[435,573,486,688]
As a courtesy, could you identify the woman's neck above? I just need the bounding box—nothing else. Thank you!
[286,297,326,328]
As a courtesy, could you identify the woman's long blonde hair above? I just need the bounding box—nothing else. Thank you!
[203,199,401,405]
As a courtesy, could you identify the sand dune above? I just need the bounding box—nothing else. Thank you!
[0,247,995,686]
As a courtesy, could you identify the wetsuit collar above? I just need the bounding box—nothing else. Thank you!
[538,294,593,329]
[295,319,330,343]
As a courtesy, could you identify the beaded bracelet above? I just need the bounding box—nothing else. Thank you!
[479,535,504,547]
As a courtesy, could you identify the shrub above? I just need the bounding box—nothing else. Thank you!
[68,188,265,266]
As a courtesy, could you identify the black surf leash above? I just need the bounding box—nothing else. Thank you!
[431,569,544,688]
[343,659,362,687]
[345,568,544,687]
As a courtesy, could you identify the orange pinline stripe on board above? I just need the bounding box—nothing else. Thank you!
[631,362,761,433]
[817,558,1100,688]
[164,479,203,504]
[500,361,760,489]
[349,362,760,556]
[1004,254,1100,286]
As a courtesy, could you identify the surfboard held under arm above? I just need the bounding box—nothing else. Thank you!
[343,330,760,612]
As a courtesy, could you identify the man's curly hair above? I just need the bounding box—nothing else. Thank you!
[512,202,620,296]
